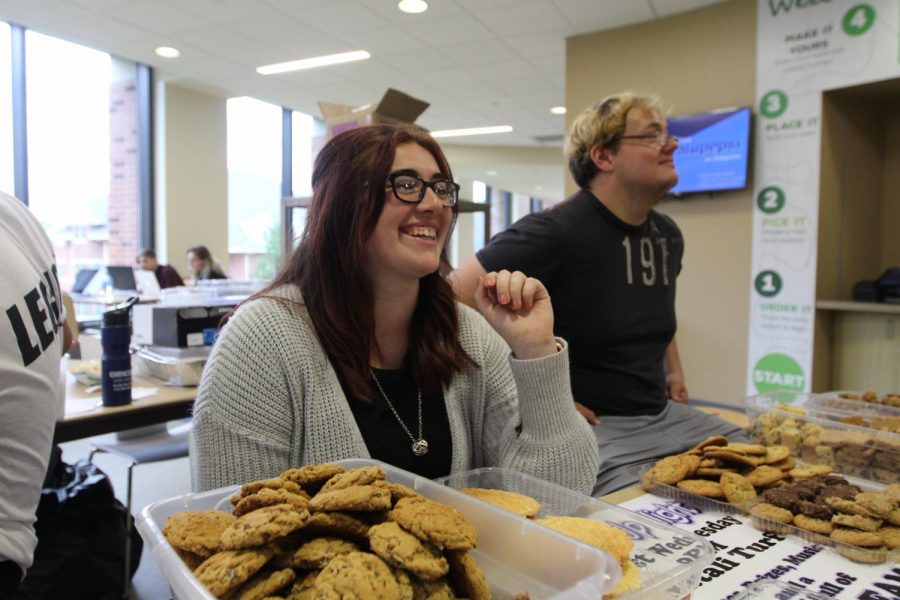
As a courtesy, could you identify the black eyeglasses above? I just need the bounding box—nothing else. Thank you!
[606,131,678,148]
[385,172,459,207]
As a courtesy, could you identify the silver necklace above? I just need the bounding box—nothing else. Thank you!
[370,369,428,457]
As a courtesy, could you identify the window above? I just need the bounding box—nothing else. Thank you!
[25,31,139,290]
[291,111,316,199]
[226,96,282,279]
[0,22,11,195]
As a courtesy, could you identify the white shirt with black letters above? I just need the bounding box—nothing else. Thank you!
[0,191,66,571]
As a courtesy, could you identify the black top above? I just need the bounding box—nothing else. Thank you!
[345,366,452,478]
[477,189,684,416]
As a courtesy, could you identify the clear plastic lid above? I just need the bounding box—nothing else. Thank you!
[438,467,715,600]
[136,459,621,600]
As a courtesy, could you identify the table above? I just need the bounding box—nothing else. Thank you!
[55,376,195,443]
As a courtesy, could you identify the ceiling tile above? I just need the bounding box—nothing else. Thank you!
[172,0,279,23]
[555,0,655,34]
[502,29,567,58]
[103,1,208,34]
[434,38,520,68]
[475,1,574,36]
[289,0,393,33]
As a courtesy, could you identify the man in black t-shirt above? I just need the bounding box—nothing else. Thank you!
[453,91,748,496]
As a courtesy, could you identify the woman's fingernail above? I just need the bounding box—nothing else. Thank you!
[500,294,510,304]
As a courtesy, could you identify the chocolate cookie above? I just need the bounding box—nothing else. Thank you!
[792,500,833,521]
[815,484,861,503]
[760,488,798,510]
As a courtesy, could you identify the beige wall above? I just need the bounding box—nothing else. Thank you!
[154,83,228,278]
[566,0,756,405]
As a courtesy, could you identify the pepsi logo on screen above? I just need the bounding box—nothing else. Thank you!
[668,106,751,196]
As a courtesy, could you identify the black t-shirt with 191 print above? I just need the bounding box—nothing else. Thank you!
[477,189,683,417]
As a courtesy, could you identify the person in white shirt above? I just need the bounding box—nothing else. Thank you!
[0,191,72,598]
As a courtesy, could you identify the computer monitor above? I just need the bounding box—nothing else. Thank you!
[106,266,138,292]
[71,268,99,294]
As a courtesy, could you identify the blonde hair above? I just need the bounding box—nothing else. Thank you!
[565,91,669,187]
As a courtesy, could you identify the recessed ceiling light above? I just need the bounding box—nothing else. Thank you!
[431,125,513,138]
[486,170,498,176]
[550,106,566,115]
[257,50,370,75]
[398,0,428,14]
[155,46,180,59]
[535,185,544,191]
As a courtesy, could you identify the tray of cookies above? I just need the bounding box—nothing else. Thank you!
[748,476,900,564]
[744,392,900,484]
[637,436,800,515]
[806,390,900,433]
[136,459,621,600]
[437,467,715,600]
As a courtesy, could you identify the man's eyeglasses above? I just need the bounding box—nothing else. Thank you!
[607,131,678,148]
[385,172,459,207]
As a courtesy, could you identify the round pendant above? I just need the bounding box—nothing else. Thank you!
[411,438,429,456]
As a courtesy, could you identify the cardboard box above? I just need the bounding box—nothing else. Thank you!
[318,88,429,139]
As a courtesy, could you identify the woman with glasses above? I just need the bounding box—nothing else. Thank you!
[190,124,599,494]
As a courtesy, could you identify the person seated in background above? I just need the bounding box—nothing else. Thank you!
[136,248,184,289]
[452,91,749,496]
[1,191,72,599]
[186,245,227,281]
[190,124,599,495]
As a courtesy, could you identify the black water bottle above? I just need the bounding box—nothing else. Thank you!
[101,297,137,407]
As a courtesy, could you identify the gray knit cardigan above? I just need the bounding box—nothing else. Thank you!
[190,285,600,494]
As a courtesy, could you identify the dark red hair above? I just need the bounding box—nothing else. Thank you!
[258,124,474,401]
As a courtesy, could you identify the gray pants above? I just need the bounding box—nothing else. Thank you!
[592,401,749,497]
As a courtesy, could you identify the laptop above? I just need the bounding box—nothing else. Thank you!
[134,268,161,300]
[106,265,139,294]
[71,268,99,295]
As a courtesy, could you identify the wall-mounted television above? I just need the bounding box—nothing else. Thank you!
[667,106,751,196]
